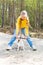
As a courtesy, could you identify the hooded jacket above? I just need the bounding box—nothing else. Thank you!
[16,16,30,36]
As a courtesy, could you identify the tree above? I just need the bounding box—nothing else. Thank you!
[1,0,5,27]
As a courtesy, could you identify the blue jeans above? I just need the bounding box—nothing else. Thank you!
[8,28,33,47]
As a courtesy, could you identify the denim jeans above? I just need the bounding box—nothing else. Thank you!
[8,28,33,47]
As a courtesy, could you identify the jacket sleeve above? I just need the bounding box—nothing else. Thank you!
[16,17,20,35]
[25,17,30,36]
[27,17,30,27]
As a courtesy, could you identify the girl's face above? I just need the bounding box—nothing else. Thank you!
[21,13,26,19]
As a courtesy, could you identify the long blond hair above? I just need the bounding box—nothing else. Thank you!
[20,10,29,20]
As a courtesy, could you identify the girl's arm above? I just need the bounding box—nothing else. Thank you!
[27,17,33,29]
[16,17,20,35]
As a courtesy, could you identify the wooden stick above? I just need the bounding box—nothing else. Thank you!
[16,37,27,39]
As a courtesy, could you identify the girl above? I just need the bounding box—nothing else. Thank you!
[7,10,36,51]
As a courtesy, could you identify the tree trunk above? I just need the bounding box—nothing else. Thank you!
[1,0,4,28]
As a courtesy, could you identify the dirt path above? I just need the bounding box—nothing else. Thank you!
[0,32,43,65]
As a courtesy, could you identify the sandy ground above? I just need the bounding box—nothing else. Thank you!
[0,32,43,65]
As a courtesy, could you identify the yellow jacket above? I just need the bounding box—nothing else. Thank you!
[16,16,30,36]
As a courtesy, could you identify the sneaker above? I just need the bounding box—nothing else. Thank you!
[32,45,37,51]
[6,45,12,51]
[33,48,37,51]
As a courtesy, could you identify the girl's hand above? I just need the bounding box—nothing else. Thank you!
[16,35,18,39]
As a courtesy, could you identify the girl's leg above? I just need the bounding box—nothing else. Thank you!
[21,29,36,51]
[8,36,16,47]
[26,36,33,47]
[21,28,25,35]
[8,29,16,47]
[26,36,36,51]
